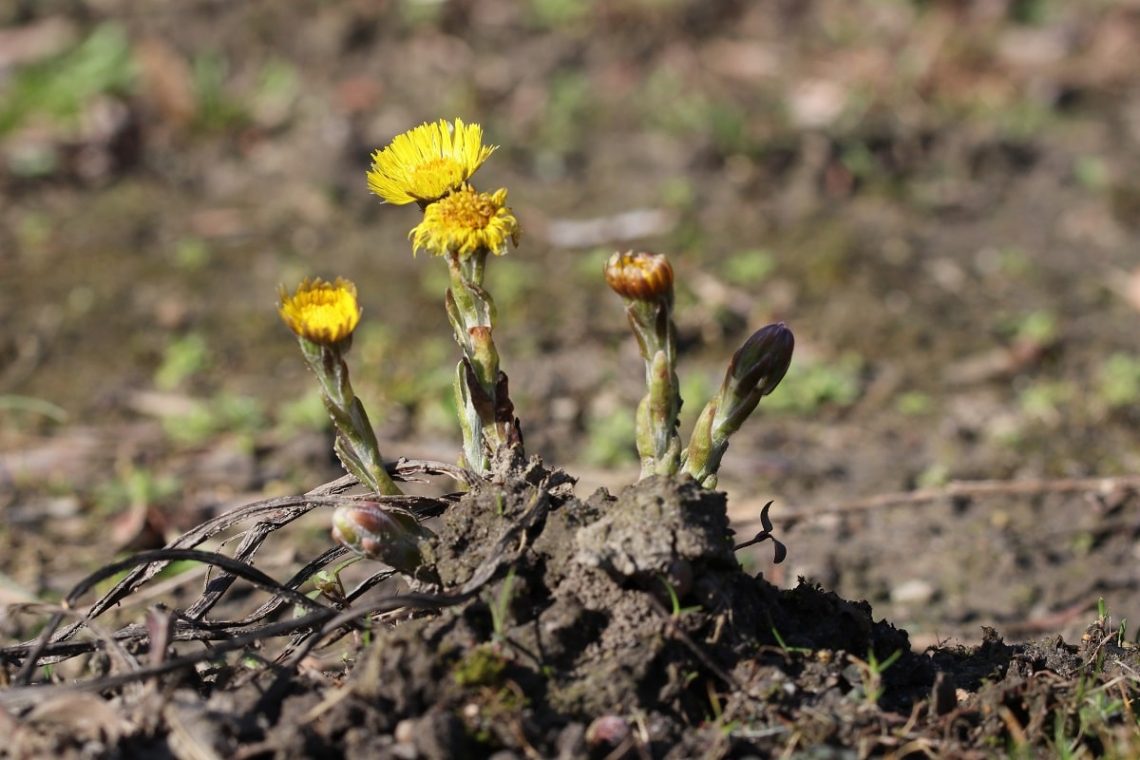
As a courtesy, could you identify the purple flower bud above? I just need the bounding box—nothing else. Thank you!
[332,503,424,574]
[729,322,794,397]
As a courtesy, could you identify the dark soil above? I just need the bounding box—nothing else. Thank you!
[4,0,1140,756]
[3,456,1139,757]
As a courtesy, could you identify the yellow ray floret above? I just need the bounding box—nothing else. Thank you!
[278,277,361,345]
[367,118,497,205]
[410,185,519,258]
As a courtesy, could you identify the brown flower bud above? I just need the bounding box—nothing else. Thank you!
[604,250,674,301]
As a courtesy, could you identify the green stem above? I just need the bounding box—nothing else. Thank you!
[300,338,402,496]
[453,359,487,473]
[443,250,520,473]
[625,299,681,477]
[682,323,793,486]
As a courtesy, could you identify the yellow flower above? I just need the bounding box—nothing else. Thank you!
[367,118,497,205]
[278,277,361,345]
[410,185,519,258]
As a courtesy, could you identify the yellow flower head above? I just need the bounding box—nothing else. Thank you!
[410,185,519,258]
[367,118,497,205]
[278,277,361,345]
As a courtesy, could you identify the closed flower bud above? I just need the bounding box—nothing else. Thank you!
[278,277,361,346]
[727,322,794,398]
[604,250,674,301]
[683,322,795,485]
[332,503,424,574]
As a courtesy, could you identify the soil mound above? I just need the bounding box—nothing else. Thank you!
[3,457,1138,758]
[299,459,925,758]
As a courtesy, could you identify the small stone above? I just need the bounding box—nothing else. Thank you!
[890,579,935,606]
[585,715,631,748]
[393,719,415,745]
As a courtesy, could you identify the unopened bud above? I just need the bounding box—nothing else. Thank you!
[604,250,674,301]
[683,322,795,486]
[332,503,424,574]
[728,322,794,397]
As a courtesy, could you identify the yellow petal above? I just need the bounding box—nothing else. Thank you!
[409,185,519,258]
[367,118,497,205]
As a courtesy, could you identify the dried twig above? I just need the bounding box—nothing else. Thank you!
[10,548,333,683]
[41,462,462,652]
[0,461,554,711]
[739,475,1140,528]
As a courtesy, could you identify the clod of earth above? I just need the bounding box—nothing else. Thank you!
[322,459,927,757]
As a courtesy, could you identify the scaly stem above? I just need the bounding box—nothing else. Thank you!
[443,250,521,473]
[299,337,402,496]
[626,298,682,478]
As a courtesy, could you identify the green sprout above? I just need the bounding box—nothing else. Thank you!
[489,569,517,641]
[848,648,903,706]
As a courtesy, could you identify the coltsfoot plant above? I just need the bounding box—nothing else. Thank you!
[279,117,794,569]
[604,251,682,478]
[278,277,428,572]
[368,118,522,476]
[604,250,793,488]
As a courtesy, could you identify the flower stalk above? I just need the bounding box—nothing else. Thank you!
[278,278,402,497]
[605,251,682,478]
[297,337,404,497]
[444,249,520,473]
[681,323,794,487]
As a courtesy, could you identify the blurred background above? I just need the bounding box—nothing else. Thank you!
[2,0,1140,645]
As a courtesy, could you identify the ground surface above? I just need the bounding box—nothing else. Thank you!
[2,1,1140,756]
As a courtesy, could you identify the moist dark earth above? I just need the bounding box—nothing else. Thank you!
[3,1,1140,757]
